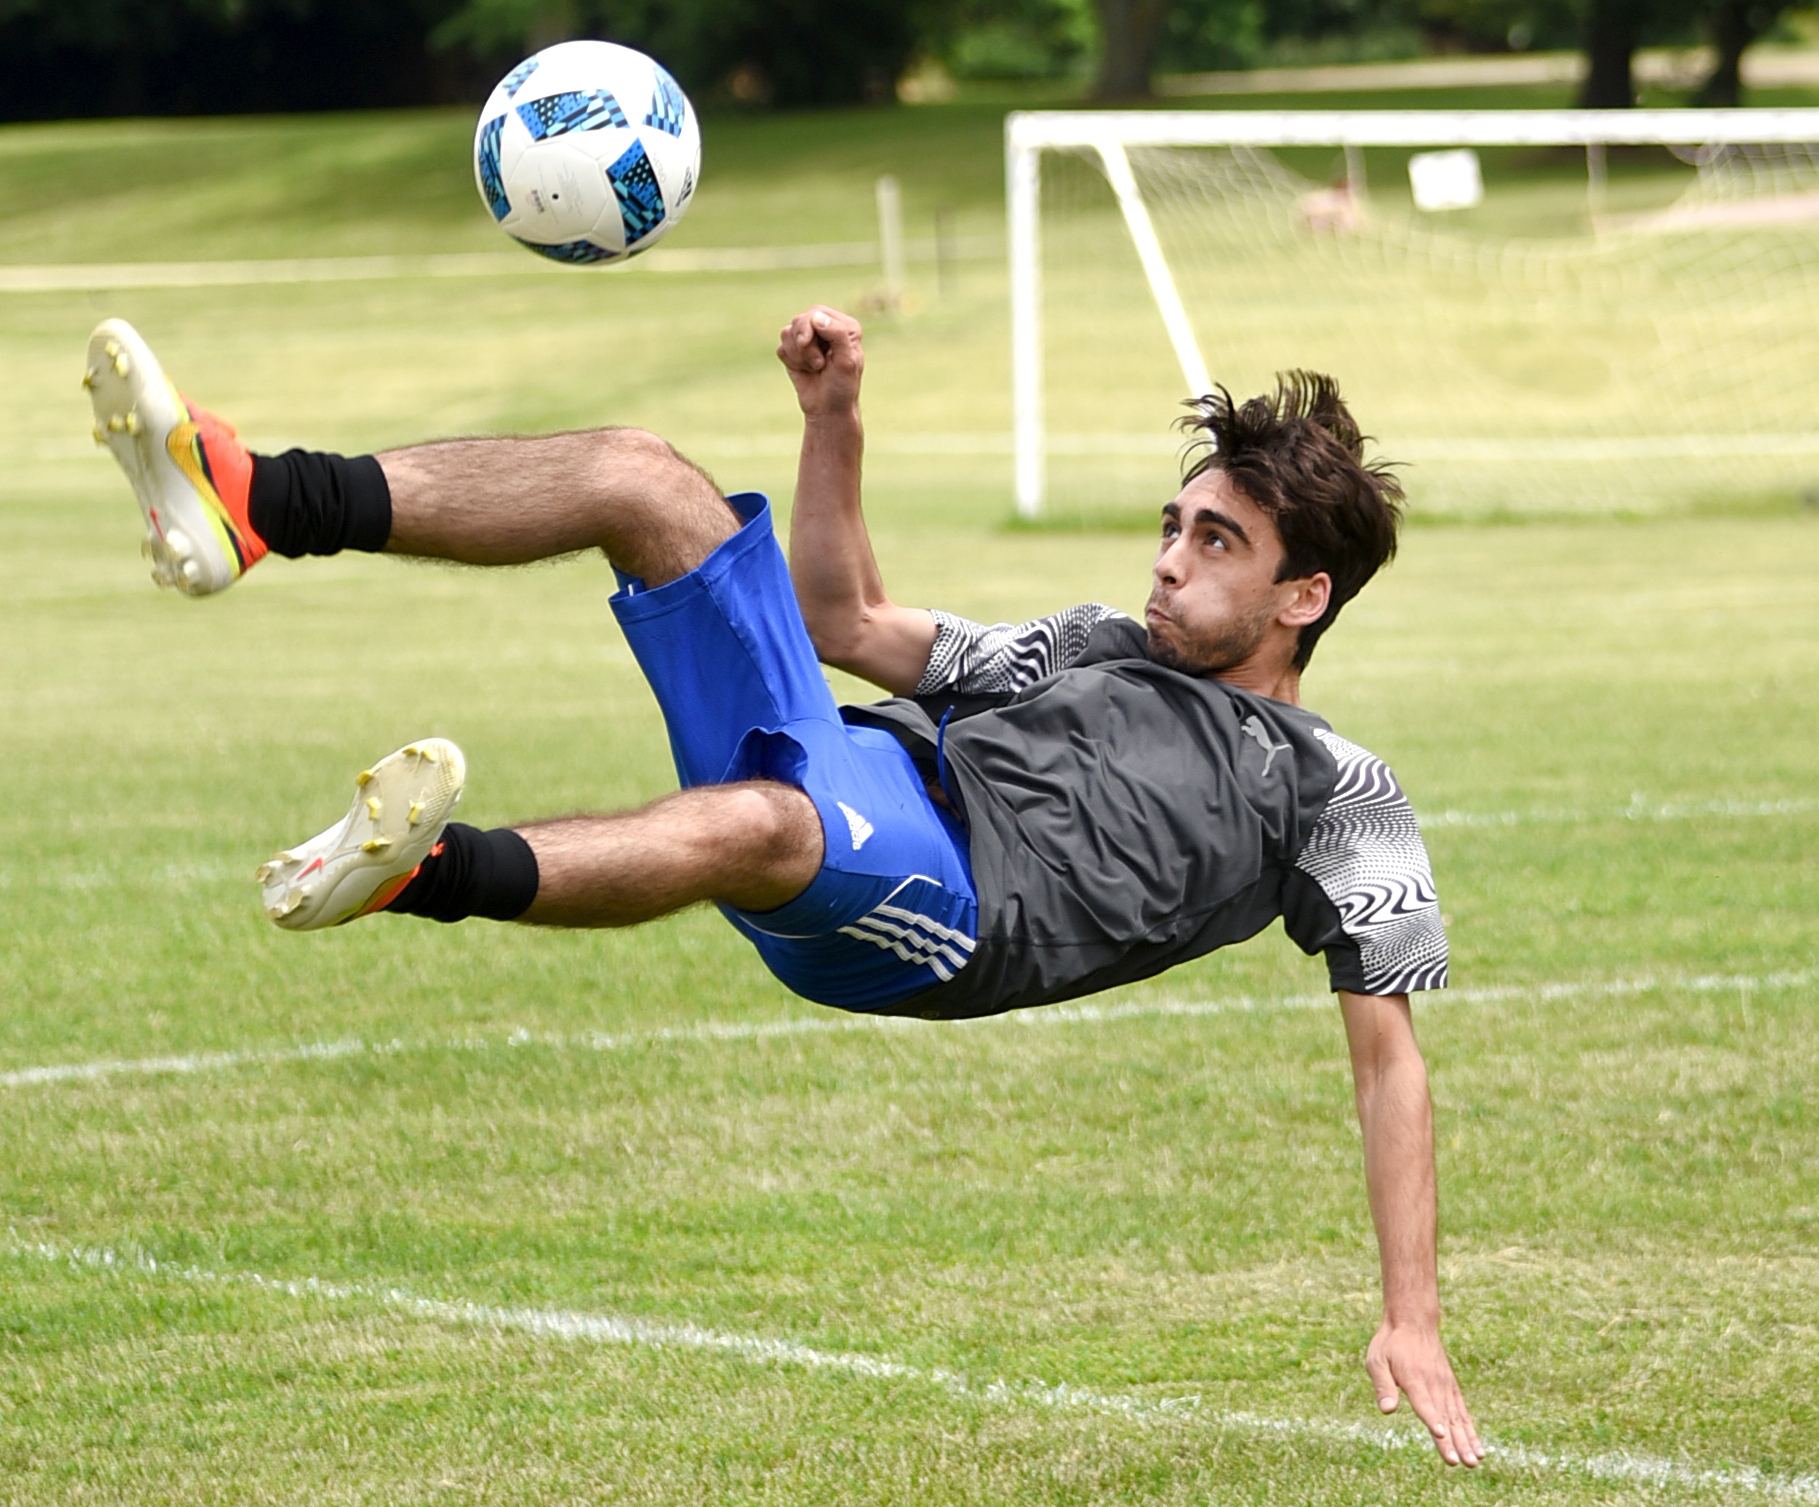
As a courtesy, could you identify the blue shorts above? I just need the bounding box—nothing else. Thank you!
[610,493,976,1012]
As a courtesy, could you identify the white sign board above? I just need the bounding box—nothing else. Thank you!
[1408,147,1484,211]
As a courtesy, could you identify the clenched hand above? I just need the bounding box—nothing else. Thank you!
[777,305,864,418]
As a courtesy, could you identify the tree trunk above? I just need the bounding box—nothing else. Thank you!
[1094,0,1172,100]
[1579,0,1639,108]
[1696,0,1782,107]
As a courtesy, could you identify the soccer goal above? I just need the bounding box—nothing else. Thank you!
[1007,108,1819,520]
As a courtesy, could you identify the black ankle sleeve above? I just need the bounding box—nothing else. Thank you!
[248,450,392,558]
[384,824,540,924]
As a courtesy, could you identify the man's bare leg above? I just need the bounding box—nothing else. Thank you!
[378,428,739,585]
[517,781,823,927]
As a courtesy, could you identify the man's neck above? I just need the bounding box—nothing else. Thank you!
[1212,661,1303,707]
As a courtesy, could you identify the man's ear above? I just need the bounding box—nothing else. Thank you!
[1278,572,1331,629]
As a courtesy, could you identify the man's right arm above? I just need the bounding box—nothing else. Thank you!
[776,306,936,696]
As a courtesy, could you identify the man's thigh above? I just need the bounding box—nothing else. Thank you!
[611,491,838,787]
[724,721,978,1013]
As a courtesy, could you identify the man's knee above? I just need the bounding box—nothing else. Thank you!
[711,781,823,891]
[595,427,739,584]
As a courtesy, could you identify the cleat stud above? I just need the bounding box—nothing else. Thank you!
[355,770,373,787]
[106,414,125,433]
[164,527,190,555]
[180,558,202,585]
[360,838,392,854]
[113,353,130,377]
[123,411,141,435]
[92,424,107,445]
[104,339,121,358]
[366,797,382,821]
[407,802,423,825]
[81,368,96,390]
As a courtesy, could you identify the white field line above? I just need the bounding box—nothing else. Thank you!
[685,433,1819,461]
[1420,794,1819,829]
[11,1238,1819,1501]
[27,429,1819,462]
[6,791,1808,897]
[1,968,1809,1094]
[0,237,1002,294]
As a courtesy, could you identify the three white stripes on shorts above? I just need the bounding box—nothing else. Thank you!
[837,877,976,982]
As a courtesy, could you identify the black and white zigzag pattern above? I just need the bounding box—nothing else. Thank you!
[1297,730,1449,996]
[916,604,1127,696]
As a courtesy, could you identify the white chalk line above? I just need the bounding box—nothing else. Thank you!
[10,1237,1816,1501]
[6,792,1808,897]
[1420,793,1819,829]
[0,237,1002,294]
[2,967,1809,1093]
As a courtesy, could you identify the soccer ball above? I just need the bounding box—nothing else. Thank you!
[473,40,700,264]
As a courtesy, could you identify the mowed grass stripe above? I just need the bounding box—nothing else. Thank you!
[16,1237,1819,1504]
[4,787,1813,891]
[3,967,1810,1091]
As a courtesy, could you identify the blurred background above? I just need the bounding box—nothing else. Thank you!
[2,0,1816,118]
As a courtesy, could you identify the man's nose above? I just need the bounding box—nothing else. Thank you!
[1155,539,1185,585]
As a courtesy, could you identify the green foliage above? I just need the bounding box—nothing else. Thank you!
[924,0,1097,80]
[1156,0,1429,75]
[432,0,928,104]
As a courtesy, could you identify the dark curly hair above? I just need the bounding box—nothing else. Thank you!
[1179,371,1404,670]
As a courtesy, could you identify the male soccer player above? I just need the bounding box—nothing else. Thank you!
[85,306,1481,1466]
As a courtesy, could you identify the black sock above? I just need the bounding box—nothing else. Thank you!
[384,823,540,924]
[248,450,392,558]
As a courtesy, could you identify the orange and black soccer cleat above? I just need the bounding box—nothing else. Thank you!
[85,318,268,595]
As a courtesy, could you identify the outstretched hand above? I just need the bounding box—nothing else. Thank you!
[1366,1321,1484,1467]
[777,305,864,418]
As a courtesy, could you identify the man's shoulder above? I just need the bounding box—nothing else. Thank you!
[1303,727,1410,813]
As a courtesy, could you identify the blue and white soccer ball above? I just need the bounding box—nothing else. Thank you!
[473,40,700,264]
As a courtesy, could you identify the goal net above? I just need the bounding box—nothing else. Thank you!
[1008,109,1819,521]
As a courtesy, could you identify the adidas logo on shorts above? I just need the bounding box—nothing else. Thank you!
[836,801,874,850]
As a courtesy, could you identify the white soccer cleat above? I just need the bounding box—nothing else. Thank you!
[257,739,466,930]
[84,318,267,597]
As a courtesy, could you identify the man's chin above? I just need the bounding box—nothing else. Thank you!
[1145,624,1258,678]
[1144,627,1204,675]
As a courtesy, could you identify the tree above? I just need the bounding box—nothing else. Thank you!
[1695,0,1791,106]
[434,0,926,106]
[1578,0,1652,105]
[1093,0,1174,96]
[0,0,474,119]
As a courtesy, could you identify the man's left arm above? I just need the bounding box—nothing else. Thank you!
[776,306,937,694]
[1338,989,1484,1468]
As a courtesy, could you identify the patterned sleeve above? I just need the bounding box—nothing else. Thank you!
[1293,729,1449,995]
[914,604,1129,697]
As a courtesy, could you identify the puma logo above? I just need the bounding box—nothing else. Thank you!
[1240,715,1292,777]
[837,801,874,850]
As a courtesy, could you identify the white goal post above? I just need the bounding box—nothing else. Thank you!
[1006,107,1819,518]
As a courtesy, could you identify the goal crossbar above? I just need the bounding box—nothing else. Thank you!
[1005,107,1819,516]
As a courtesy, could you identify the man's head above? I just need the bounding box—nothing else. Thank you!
[1143,371,1403,690]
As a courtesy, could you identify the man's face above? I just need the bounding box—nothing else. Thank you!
[1144,470,1321,678]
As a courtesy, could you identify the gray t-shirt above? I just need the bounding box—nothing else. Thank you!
[843,605,1447,1019]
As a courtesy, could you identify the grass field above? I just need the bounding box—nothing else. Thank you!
[2,88,1818,1503]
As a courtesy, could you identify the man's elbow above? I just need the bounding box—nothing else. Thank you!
[800,609,868,669]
